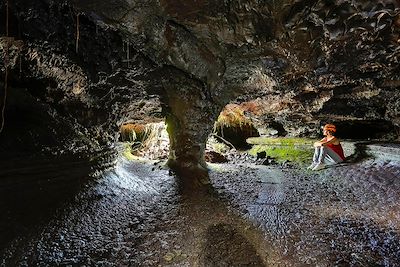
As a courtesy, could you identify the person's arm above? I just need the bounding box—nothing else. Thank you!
[314,137,327,147]
[314,137,340,147]
[320,137,340,146]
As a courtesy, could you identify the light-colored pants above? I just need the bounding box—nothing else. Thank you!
[313,146,343,165]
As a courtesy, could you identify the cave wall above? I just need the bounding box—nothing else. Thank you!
[0,0,399,172]
[0,0,164,158]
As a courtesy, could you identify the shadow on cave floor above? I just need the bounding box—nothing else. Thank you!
[1,147,400,266]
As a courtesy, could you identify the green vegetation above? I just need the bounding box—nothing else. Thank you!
[248,137,314,164]
[213,104,257,139]
[214,104,253,130]
[122,142,139,160]
[120,122,169,161]
[247,137,314,146]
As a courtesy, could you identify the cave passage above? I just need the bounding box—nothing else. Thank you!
[213,103,260,150]
[119,121,169,160]
[2,146,400,266]
[1,0,400,265]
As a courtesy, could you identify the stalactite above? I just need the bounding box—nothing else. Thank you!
[18,53,21,78]
[1,58,8,134]
[17,10,22,79]
[5,0,8,37]
[126,40,130,68]
[1,0,10,133]
[75,13,80,54]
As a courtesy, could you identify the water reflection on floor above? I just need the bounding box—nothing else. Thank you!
[1,156,399,266]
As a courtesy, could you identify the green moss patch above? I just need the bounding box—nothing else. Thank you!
[248,137,314,164]
[122,142,138,160]
[247,137,314,146]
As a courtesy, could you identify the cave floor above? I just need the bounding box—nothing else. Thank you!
[1,154,400,266]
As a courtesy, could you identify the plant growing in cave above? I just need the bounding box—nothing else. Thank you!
[1,0,24,134]
[120,122,168,159]
[213,104,259,149]
[1,0,9,134]
[248,137,314,164]
[214,104,253,131]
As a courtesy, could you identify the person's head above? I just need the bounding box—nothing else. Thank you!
[323,124,336,136]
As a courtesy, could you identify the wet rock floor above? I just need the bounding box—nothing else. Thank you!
[1,154,400,266]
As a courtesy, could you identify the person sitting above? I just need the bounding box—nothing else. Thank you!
[308,124,345,171]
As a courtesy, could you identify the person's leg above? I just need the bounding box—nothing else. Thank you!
[323,147,343,165]
[312,147,321,163]
[316,146,328,164]
[308,147,321,169]
[313,146,343,170]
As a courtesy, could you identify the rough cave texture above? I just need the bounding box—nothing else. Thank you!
[1,0,400,179]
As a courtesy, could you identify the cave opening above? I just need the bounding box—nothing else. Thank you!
[212,103,260,151]
[119,121,169,161]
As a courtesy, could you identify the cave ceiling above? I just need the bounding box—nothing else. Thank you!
[0,0,399,157]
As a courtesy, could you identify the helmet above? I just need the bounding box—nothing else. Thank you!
[323,124,336,133]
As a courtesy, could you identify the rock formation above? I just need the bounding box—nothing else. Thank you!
[1,0,399,186]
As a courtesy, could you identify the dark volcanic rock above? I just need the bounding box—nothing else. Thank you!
[205,150,228,163]
[1,0,400,184]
